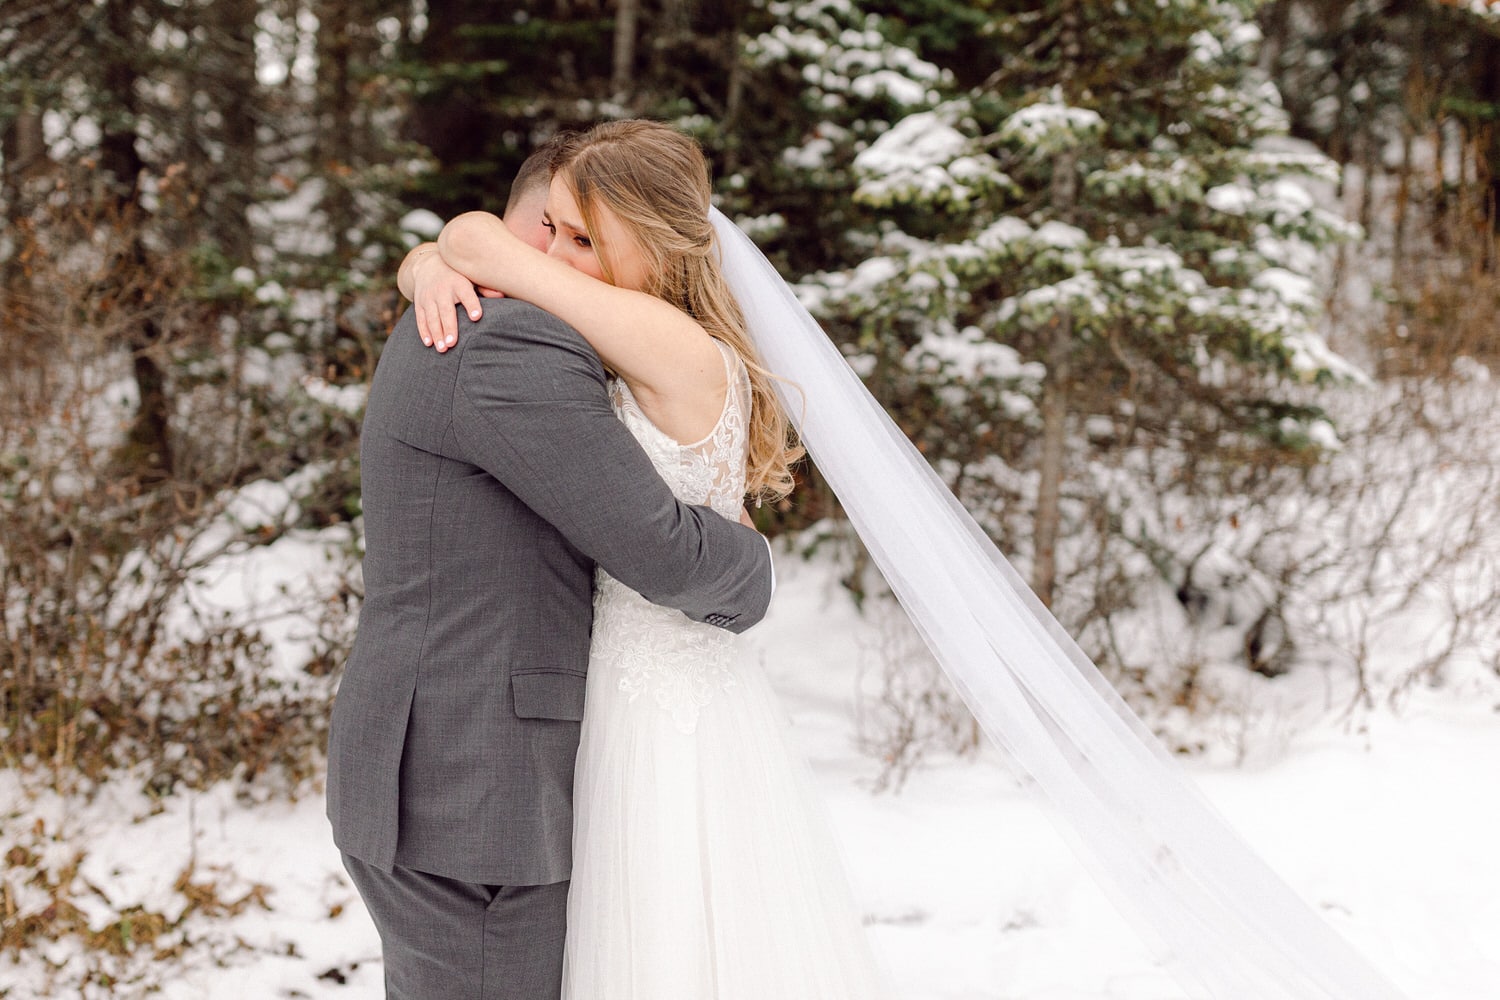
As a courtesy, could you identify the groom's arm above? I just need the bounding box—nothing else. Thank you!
[449,300,773,633]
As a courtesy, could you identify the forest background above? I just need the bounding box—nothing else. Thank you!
[2,0,1500,994]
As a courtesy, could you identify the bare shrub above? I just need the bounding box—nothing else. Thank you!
[1078,369,1500,725]
[852,360,1500,772]
[0,178,358,796]
[1286,375,1500,703]
[0,807,272,996]
[853,608,980,792]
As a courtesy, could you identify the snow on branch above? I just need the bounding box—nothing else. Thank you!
[853,110,1010,209]
[998,100,1105,157]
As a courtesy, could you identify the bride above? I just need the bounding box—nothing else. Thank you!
[402,119,1408,999]
[408,119,888,998]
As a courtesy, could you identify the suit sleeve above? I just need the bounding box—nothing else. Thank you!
[450,302,773,633]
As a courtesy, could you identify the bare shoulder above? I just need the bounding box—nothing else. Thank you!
[627,331,735,444]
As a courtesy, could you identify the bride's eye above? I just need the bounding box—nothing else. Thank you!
[574,235,592,249]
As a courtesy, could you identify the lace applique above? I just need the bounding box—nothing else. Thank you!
[591,577,738,734]
[594,341,751,733]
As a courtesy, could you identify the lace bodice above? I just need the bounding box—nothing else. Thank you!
[606,340,751,520]
[590,340,752,733]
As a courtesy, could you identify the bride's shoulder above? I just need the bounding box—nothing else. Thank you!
[709,337,749,380]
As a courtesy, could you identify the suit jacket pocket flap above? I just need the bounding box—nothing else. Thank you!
[511,672,587,722]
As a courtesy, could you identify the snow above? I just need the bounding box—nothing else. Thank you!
[795,254,906,315]
[1086,160,1206,208]
[1190,30,1224,62]
[1189,20,1263,63]
[1206,182,1256,216]
[853,110,1008,209]
[1226,21,1263,53]
[1094,246,1196,290]
[299,374,370,416]
[1306,418,1341,450]
[1452,356,1492,383]
[999,273,1110,328]
[1032,221,1090,251]
[999,101,1105,156]
[1244,148,1343,186]
[861,112,968,167]
[851,69,934,106]
[784,135,837,170]
[750,2,949,114]
[6,538,1497,998]
[1269,177,1316,216]
[907,326,1044,394]
[398,209,444,241]
[1252,266,1320,312]
[976,216,1035,251]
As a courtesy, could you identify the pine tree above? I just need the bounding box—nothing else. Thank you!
[398,1,747,218]
[739,0,1358,637]
[726,0,959,276]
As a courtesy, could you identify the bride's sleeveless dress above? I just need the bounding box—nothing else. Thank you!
[562,339,888,999]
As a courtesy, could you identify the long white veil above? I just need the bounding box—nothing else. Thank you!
[710,207,1407,1000]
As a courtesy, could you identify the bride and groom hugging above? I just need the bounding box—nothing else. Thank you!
[326,120,888,999]
[328,117,1413,1000]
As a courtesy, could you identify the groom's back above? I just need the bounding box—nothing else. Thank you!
[329,299,598,887]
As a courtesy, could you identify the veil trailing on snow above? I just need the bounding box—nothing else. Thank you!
[708,207,1406,1000]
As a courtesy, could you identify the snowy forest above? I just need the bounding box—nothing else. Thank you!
[3,1,1500,997]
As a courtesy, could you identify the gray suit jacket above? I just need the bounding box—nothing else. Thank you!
[326,299,773,885]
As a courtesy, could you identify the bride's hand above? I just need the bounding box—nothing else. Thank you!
[410,250,501,353]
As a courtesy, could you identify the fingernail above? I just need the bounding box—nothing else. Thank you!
[470,309,480,320]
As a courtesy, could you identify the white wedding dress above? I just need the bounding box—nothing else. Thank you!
[562,339,889,1000]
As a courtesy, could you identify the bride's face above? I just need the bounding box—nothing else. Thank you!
[543,174,649,292]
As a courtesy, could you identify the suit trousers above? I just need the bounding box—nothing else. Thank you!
[342,853,568,1000]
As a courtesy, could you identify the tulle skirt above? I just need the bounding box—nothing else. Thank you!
[562,632,888,1000]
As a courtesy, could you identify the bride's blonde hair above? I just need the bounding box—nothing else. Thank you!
[550,120,803,502]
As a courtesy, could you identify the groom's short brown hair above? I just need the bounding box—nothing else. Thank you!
[506,132,574,213]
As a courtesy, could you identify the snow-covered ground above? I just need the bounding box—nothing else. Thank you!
[4,542,1498,999]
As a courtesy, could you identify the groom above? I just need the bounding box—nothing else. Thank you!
[327,150,775,999]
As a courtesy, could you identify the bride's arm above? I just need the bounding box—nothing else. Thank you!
[436,211,726,426]
[396,242,439,302]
